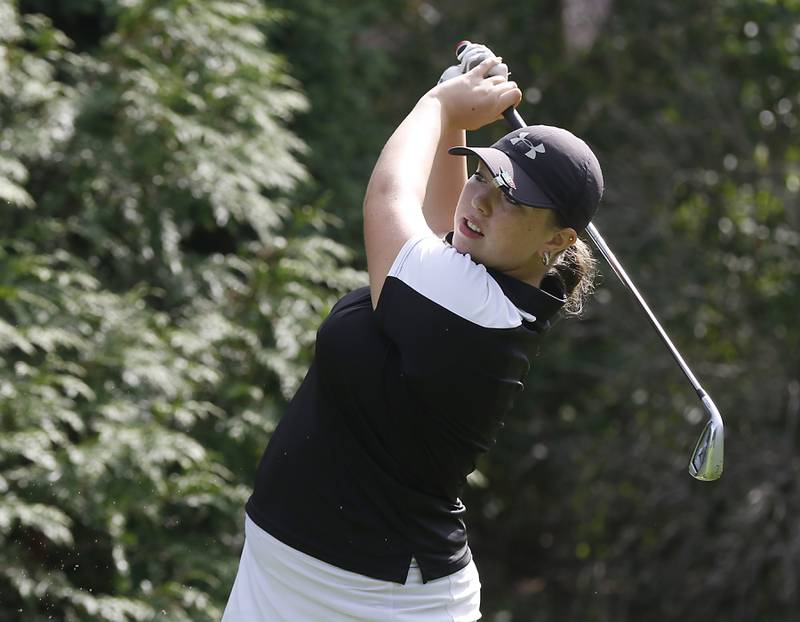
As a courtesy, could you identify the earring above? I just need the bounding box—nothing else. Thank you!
[541,251,550,266]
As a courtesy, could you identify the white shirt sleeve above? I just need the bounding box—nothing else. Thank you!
[386,234,530,329]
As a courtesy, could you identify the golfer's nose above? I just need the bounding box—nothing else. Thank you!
[473,187,492,216]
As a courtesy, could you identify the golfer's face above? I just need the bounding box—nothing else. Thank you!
[452,162,556,277]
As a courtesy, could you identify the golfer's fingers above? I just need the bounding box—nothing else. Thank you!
[492,80,519,97]
[485,74,508,86]
[468,56,503,78]
[497,84,522,111]
[487,62,509,80]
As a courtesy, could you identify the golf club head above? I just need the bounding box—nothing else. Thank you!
[688,394,724,481]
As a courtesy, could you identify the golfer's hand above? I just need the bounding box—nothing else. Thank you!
[438,42,509,84]
[431,56,521,131]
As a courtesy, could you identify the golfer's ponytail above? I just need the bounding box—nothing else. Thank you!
[549,236,597,317]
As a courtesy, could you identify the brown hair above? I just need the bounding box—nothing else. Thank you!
[547,213,598,316]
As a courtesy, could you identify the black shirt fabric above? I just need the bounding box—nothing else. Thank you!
[245,233,566,583]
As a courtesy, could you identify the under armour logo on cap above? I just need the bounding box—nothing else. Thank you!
[510,132,546,160]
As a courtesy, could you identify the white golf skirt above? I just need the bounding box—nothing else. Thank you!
[222,516,481,621]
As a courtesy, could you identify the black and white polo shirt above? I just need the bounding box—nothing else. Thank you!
[246,232,566,584]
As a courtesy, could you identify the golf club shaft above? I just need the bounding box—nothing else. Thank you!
[584,222,706,398]
[501,107,708,400]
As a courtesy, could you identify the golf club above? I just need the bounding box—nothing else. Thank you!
[455,41,724,481]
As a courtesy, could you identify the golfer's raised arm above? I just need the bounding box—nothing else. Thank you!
[421,125,467,236]
[421,42,507,237]
[363,56,520,308]
[362,94,441,309]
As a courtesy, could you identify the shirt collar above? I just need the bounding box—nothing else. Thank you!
[444,231,566,331]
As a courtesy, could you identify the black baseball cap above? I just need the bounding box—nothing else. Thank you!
[448,125,604,232]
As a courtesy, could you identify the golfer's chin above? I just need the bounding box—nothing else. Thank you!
[451,230,486,261]
[450,230,469,251]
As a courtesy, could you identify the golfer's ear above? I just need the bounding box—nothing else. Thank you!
[545,227,577,253]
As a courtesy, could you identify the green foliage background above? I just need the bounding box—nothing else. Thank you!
[1,0,798,620]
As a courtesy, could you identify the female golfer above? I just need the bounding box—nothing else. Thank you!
[223,48,603,621]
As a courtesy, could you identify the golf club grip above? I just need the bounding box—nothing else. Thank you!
[502,107,525,130]
[499,108,705,396]
[453,41,520,127]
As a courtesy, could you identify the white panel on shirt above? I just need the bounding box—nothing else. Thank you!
[387,234,536,329]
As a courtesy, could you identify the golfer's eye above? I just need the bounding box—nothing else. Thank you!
[472,171,486,183]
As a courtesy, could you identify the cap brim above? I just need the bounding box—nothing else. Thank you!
[448,146,556,209]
